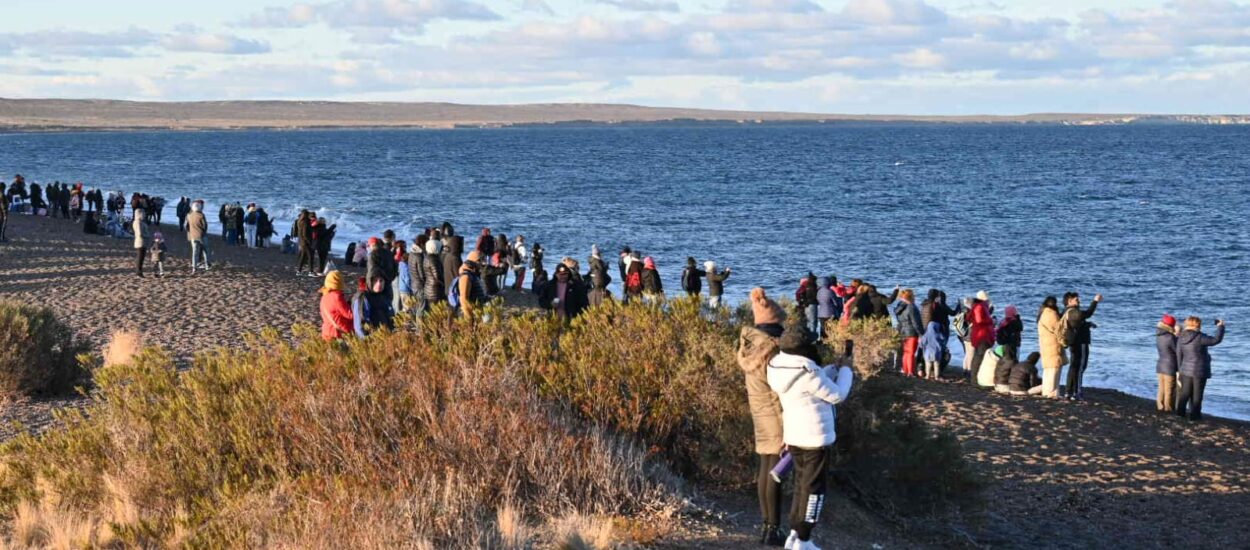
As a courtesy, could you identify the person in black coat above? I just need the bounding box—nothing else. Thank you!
[996,306,1023,363]
[1176,317,1225,421]
[1008,352,1042,395]
[442,235,464,298]
[681,257,705,297]
[539,264,589,320]
[1155,315,1180,412]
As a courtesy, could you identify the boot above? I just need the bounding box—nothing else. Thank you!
[759,524,785,547]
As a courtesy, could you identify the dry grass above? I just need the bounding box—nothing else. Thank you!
[0,302,91,398]
[101,331,142,369]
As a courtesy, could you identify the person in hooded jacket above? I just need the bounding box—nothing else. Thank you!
[365,237,396,318]
[1155,314,1180,412]
[705,261,731,309]
[996,305,1023,363]
[919,320,946,380]
[587,245,612,307]
[319,271,354,341]
[294,210,315,276]
[1036,296,1066,399]
[1175,316,1225,421]
[422,239,446,309]
[796,274,819,335]
[393,241,412,314]
[1008,352,1043,396]
[408,235,428,314]
[736,292,787,546]
[895,289,924,377]
[767,324,854,550]
[538,263,589,320]
[967,291,995,383]
[681,257,705,298]
[618,246,632,286]
[442,235,465,298]
[641,256,663,302]
[815,276,841,335]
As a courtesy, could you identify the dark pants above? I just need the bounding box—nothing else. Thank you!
[757,454,782,526]
[1176,375,1207,420]
[135,247,146,275]
[297,245,314,272]
[317,248,330,273]
[969,342,991,382]
[1002,344,1020,364]
[789,446,829,542]
[1066,343,1090,397]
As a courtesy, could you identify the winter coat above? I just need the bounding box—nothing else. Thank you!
[707,269,730,297]
[921,299,959,332]
[423,254,446,303]
[132,216,149,249]
[442,236,464,295]
[1009,356,1040,393]
[1037,308,1067,368]
[538,278,590,319]
[969,300,994,347]
[1155,324,1179,375]
[737,327,783,455]
[816,278,840,319]
[396,260,413,296]
[895,302,924,338]
[409,252,426,296]
[366,248,396,292]
[682,266,705,294]
[641,268,663,294]
[997,317,1023,348]
[186,211,207,241]
[1177,325,1224,380]
[1064,301,1100,345]
[766,352,854,449]
[319,290,353,341]
[588,257,612,290]
[919,321,946,362]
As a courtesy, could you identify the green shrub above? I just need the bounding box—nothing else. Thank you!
[0,302,92,398]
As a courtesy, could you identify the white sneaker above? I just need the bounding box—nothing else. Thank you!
[794,539,822,550]
[784,530,799,550]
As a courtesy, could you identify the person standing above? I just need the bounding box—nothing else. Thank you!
[920,321,946,380]
[315,218,336,275]
[1061,292,1102,400]
[511,236,529,291]
[587,245,612,307]
[705,261,731,309]
[967,291,995,383]
[1155,314,1180,412]
[422,239,446,310]
[176,197,190,232]
[767,325,854,550]
[1176,317,1225,421]
[623,251,644,303]
[187,200,211,273]
[997,305,1023,363]
[815,277,841,336]
[681,257,705,298]
[895,289,924,377]
[736,306,786,546]
[538,264,589,320]
[454,250,488,320]
[244,204,259,248]
[1036,296,1065,399]
[133,208,150,277]
[641,257,663,303]
[796,274,819,336]
[0,191,9,243]
[294,210,315,276]
[319,271,354,341]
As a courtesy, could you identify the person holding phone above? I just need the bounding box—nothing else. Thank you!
[1176,317,1225,421]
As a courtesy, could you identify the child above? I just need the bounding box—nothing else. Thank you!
[150,231,168,277]
[919,321,945,380]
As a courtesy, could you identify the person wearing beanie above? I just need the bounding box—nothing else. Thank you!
[705,260,731,309]
[750,288,787,337]
[319,271,354,341]
[996,305,1023,363]
[1155,314,1180,412]
[767,324,854,550]
[641,256,663,303]
[587,245,612,306]
[736,297,787,546]
[539,263,589,320]
[422,238,446,309]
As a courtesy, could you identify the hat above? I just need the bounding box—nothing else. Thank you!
[425,240,442,255]
[643,257,656,269]
[704,260,715,271]
[591,244,601,257]
[368,237,381,248]
[1162,314,1177,327]
[321,270,347,294]
[976,290,990,302]
[1005,305,1018,319]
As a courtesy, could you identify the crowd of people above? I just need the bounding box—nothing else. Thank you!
[3,174,1234,550]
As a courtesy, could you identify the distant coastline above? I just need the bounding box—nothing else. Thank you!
[2,98,1248,132]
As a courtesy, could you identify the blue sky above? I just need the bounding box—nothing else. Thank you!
[2,0,1249,114]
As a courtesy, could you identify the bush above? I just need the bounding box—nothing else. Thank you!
[0,302,91,398]
[0,324,678,547]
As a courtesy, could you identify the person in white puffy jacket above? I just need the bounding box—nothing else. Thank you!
[767,325,854,550]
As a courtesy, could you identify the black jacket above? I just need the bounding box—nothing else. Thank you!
[1063,301,1099,345]
[538,278,590,319]
[442,236,464,294]
[682,267,705,294]
[641,269,663,294]
[423,254,445,302]
[588,257,612,290]
[1008,356,1040,392]
[997,317,1023,348]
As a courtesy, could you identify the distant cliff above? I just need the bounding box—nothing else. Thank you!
[0,99,1246,131]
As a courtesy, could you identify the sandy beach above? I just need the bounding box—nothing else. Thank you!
[2,211,1249,547]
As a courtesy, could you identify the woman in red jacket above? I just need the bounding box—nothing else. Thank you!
[967,290,995,383]
[319,270,354,341]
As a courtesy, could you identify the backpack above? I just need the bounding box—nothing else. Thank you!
[953,309,970,340]
[626,270,642,292]
[448,272,480,309]
[1055,310,1076,348]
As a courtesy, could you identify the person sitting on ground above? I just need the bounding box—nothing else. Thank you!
[1155,314,1180,412]
[767,324,854,550]
[1176,316,1225,421]
[1008,352,1043,396]
[539,263,589,321]
[319,271,354,341]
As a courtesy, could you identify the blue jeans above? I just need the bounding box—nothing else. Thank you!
[190,239,210,270]
[805,305,819,337]
[225,228,237,245]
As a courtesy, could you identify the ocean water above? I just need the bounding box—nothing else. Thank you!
[2,124,1247,419]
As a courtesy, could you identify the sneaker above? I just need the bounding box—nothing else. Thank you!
[784,530,799,550]
[794,540,823,550]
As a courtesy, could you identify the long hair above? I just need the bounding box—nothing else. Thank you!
[1037,295,1058,321]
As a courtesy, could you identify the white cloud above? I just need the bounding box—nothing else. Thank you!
[520,0,556,16]
[596,0,682,13]
[243,0,501,39]
[161,32,270,55]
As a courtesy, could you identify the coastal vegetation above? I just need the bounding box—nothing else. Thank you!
[0,298,978,547]
[0,302,91,398]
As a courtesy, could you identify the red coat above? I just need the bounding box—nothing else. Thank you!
[320,290,354,341]
[969,301,995,347]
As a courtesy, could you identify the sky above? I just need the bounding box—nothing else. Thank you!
[2,0,1249,114]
